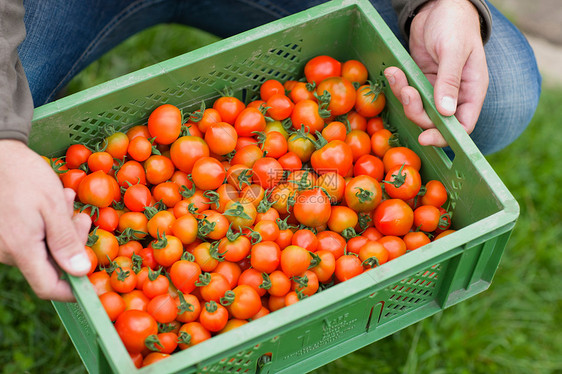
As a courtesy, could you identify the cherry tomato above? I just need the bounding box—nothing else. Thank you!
[341,59,368,86]
[355,82,385,118]
[377,235,407,260]
[317,76,356,116]
[304,55,342,84]
[115,310,158,353]
[227,285,262,320]
[205,121,238,155]
[169,135,210,173]
[78,170,119,208]
[344,175,383,213]
[335,254,363,282]
[148,104,182,145]
[293,188,332,228]
[65,144,92,169]
[372,199,414,237]
[191,156,226,191]
[281,245,311,278]
[266,94,294,121]
[421,180,448,207]
[382,146,422,172]
[213,95,245,125]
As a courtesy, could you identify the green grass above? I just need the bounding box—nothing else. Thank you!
[2,23,562,374]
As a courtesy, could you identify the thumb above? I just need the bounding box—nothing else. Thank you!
[42,198,92,277]
[434,48,466,117]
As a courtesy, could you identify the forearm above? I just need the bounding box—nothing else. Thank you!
[0,0,34,143]
[390,0,492,43]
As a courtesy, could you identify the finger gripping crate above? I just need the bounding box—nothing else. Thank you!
[30,0,519,373]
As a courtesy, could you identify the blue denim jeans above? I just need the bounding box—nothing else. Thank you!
[19,0,541,155]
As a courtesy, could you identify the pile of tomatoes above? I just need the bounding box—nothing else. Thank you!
[49,55,454,368]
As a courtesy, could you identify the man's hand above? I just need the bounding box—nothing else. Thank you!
[0,140,92,301]
[385,0,489,147]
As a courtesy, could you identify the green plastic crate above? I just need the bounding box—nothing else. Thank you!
[30,0,519,373]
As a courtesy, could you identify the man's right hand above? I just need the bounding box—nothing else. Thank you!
[0,139,92,301]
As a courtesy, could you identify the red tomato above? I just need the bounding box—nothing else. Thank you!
[144,155,174,185]
[87,151,113,174]
[227,285,262,320]
[191,157,226,191]
[344,175,383,213]
[316,230,346,260]
[170,136,210,173]
[288,81,317,103]
[60,168,86,194]
[260,79,285,101]
[377,235,407,260]
[250,241,281,274]
[345,129,372,162]
[252,157,284,190]
[127,136,152,162]
[341,59,368,86]
[353,154,385,182]
[421,180,448,208]
[65,144,92,169]
[322,121,347,142]
[105,131,129,160]
[199,301,229,332]
[293,188,332,228]
[310,139,354,177]
[382,146,422,172]
[372,199,414,237]
[413,205,442,232]
[147,294,178,323]
[335,254,363,282]
[403,231,431,251]
[304,55,342,84]
[116,160,146,188]
[355,83,386,118]
[99,291,126,322]
[114,310,158,353]
[280,245,311,278]
[169,259,201,294]
[123,184,152,212]
[358,241,389,267]
[291,99,326,134]
[148,104,182,145]
[178,322,211,350]
[204,122,238,155]
[213,95,245,125]
[309,250,336,283]
[383,164,422,200]
[266,94,294,121]
[316,76,357,116]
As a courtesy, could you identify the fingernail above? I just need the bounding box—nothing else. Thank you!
[441,96,456,113]
[69,253,91,273]
[385,73,395,85]
[401,92,410,105]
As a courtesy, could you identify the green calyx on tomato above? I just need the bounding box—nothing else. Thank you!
[219,290,235,306]
[86,227,99,247]
[313,90,332,119]
[144,334,163,352]
[197,218,216,239]
[223,202,252,220]
[177,291,195,314]
[150,230,169,250]
[195,272,211,287]
[355,187,374,203]
[383,163,407,189]
[259,273,272,290]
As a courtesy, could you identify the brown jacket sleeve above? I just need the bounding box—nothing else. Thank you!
[391,0,492,44]
[0,0,34,143]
